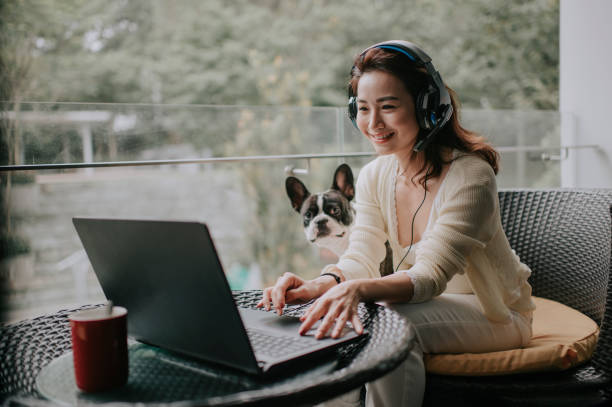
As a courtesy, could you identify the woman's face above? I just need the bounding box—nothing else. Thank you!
[355,70,420,156]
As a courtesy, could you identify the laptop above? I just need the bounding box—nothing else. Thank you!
[72,217,364,376]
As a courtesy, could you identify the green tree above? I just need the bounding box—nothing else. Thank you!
[2,0,559,109]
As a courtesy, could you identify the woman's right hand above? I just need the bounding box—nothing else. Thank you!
[256,272,329,315]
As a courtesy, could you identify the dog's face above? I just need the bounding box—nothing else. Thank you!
[286,164,355,256]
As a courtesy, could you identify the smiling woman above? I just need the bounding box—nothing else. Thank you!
[258,41,536,407]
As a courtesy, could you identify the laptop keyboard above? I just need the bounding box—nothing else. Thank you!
[246,327,319,358]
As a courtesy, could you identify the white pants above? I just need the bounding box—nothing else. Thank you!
[320,294,533,407]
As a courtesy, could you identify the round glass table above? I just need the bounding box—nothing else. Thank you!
[1,291,415,406]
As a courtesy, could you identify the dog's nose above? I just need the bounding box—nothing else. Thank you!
[316,219,328,227]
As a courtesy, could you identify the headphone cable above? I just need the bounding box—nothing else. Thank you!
[394,168,430,274]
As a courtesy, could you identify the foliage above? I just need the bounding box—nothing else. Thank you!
[1,0,559,109]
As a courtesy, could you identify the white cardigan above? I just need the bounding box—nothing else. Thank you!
[335,153,536,323]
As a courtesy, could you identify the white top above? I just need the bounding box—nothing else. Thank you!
[334,153,535,323]
[398,241,473,294]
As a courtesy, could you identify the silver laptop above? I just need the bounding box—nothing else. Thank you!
[72,217,364,376]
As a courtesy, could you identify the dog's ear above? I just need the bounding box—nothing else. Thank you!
[331,164,355,201]
[286,177,310,212]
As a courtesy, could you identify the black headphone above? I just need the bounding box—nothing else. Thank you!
[348,40,453,152]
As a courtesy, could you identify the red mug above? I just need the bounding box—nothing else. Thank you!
[69,306,128,392]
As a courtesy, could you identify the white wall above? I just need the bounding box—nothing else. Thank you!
[559,0,612,188]
[560,0,612,188]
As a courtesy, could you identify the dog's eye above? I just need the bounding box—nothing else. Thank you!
[330,207,340,216]
[305,211,312,220]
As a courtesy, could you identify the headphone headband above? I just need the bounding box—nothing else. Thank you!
[362,41,432,65]
[348,40,453,152]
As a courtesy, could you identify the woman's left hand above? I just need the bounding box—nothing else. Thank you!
[298,280,364,339]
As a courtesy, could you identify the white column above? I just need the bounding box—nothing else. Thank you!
[560,0,612,188]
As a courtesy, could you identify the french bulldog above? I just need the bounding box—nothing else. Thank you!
[285,163,393,276]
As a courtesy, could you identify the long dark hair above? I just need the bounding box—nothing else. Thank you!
[349,47,499,186]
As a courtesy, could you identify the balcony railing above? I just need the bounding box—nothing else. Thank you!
[0,102,599,323]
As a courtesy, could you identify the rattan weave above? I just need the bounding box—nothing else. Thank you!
[1,291,414,406]
[424,188,612,406]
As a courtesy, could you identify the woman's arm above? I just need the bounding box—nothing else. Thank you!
[334,159,390,280]
[355,272,415,303]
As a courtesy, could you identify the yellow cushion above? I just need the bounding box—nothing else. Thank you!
[424,297,600,376]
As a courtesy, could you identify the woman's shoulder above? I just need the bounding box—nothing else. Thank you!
[449,151,496,184]
[437,152,498,213]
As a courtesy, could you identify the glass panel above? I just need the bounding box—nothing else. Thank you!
[2,103,363,167]
[1,103,565,322]
[2,159,371,322]
[463,109,561,187]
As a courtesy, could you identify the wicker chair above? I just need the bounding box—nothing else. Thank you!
[423,188,612,406]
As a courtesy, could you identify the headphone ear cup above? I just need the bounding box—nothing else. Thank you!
[348,96,358,126]
[416,87,439,130]
[415,91,430,130]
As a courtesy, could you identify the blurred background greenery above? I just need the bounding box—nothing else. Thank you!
[1,0,558,108]
[0,0,560,322]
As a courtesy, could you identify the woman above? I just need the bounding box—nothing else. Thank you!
[258,41,535,407]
